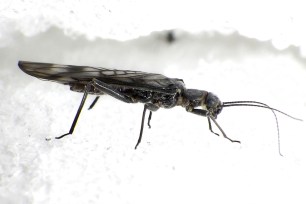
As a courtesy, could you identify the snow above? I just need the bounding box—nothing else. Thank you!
[1,1,306,204]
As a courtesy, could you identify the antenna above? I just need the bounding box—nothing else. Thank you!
[222,101,302,156]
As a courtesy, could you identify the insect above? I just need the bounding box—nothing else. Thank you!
[18,61,302,154]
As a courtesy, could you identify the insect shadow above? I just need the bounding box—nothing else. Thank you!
[18,61,302,155]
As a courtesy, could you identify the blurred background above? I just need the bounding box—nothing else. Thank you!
[1,0,306,203]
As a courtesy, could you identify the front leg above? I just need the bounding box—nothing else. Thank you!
[187,108,240,143]
[188,108,219,136]
[208,117,219,136]
[188,108,209,117]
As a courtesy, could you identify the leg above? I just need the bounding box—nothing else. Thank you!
[92,78,134,103]
[135,105,148,149]
[208,116,240,143]
[145,103,159,128]
[147,111,152,128]
[56,82,92,139]
[88,96,100,110]
[207,117,219,136]
[189,108,240,143]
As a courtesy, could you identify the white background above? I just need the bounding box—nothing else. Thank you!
[1,1,306,203]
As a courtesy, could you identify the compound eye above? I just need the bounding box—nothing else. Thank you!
[206,99,214,108]
[206,93,219,109]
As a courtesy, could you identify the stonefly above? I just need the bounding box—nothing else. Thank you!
[18,61,302,155]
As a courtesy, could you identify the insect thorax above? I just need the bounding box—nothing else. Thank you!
[178,89,209,109]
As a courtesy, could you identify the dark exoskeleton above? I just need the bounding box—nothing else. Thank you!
[18,61,302,154]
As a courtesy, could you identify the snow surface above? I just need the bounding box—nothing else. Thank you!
[1,1,306,204]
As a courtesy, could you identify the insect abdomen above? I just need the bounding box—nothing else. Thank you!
[69,83,103,95]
